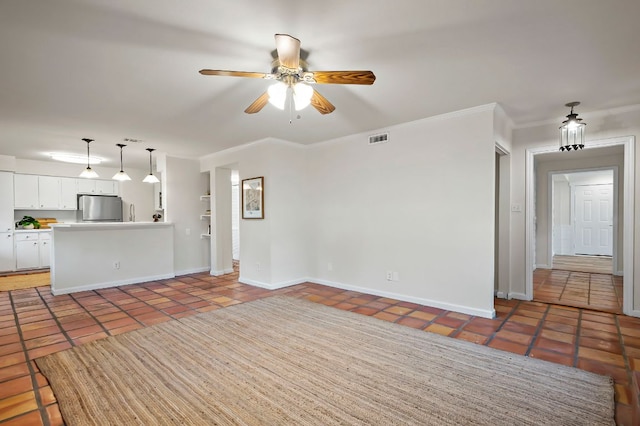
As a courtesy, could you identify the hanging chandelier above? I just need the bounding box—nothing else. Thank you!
[559,101,586,151]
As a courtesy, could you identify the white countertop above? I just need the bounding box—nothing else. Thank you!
[15,228,52,233]
[50,221,172,231]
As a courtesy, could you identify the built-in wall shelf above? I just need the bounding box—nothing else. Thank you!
[200,214,211,220]
[200,233,211,239]
[200,195,211,201]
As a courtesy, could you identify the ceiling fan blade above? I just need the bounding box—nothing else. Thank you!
[244,92,270,114]
[199,69,268,79]
[307,71,376,85]
[310,90,335,115]
[275,34,300,69]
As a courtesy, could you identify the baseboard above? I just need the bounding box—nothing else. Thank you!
[626,308,640,318]
[615,270,624,276]
[508,292,530,301]
[310,278,495,319]
[175,266,209,276]
[239,276,308,290]
[51,273,176,296]
[495,291,507,299]
[535,264,550,270]
[210,268,235,276]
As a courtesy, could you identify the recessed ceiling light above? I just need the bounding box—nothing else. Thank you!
[49,153,103,165]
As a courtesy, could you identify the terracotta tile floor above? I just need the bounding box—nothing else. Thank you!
[1,270,639,425]
[534,268,624,314]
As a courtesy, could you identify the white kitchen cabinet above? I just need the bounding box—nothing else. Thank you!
[39,232,51,267]
[14,174,39,209]
[38,176,61,209]
[78,179,119,195]
[15,231,50,270]
[15,232,40,269]
[60,177,78,209]
[96,179,118,195]
[0,232,14,272]
[0,172,14,232]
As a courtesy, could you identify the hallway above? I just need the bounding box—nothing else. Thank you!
[533,256,623,314]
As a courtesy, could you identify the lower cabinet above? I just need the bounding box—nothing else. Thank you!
[15,232,51,270]
[0,232,13,272]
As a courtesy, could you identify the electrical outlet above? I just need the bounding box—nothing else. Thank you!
[386,271,393,281]
[185,228,191,236]
[113,261,120,270]
[328,262,333,271]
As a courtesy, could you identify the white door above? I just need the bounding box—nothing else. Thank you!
[574,184,613,256]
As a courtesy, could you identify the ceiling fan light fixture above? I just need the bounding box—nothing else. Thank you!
[559,101,586,152]
[293,82,313,111]
[268,82,287,110]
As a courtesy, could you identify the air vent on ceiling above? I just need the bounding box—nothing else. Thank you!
[368,132,389,145]
[123,138,143,143]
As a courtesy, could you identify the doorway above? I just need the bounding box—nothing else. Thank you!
[231,170,240,270]
[525,136,635,316]
[534,168,622,313]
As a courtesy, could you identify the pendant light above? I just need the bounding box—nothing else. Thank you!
[79,138,99,178]
[112,144,131,181]
[142,148,160,183]
[559,102,586,151]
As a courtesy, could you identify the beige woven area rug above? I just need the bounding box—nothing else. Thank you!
[36,296,614,425]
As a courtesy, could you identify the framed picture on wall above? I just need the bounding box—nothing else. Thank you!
[242,176,264,219]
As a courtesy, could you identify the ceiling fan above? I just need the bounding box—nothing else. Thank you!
[199,34,376,115]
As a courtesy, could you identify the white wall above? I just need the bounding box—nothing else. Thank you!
[161,155,210,275]
[201,139,309,287]
[553,178,572,255]
[201,105,499,317]
[511,105,640,309]
[309,106,497,317]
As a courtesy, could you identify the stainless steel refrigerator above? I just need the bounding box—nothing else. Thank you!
[78,195,123,222]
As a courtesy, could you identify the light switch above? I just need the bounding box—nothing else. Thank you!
[511,204,522,212]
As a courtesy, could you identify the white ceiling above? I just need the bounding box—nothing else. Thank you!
[1,0,639,169]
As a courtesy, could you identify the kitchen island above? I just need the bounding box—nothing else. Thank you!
[49,222,174,295]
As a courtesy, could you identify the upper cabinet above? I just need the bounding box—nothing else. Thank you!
[38,176,61,209]
[14,174,39,209]
[78,179,118,195]
[13,174,118,210]
[60,178,78,209]
[0,172,14,232]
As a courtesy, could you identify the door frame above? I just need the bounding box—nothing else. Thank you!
[525,135,635,316]
[547,167,617,273]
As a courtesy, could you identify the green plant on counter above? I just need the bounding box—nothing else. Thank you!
[16,216,40,229]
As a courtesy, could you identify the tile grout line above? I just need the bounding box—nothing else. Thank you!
[484,300,522,346]
[614,315,638,412]
[66,291,118,337]
[572,309,583,368]
[524,304,551,357]
[7,290,51,426]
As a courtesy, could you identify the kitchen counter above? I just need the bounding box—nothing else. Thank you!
[50,221,170,230]
[50,222,175,295]
[14,229,52,233]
